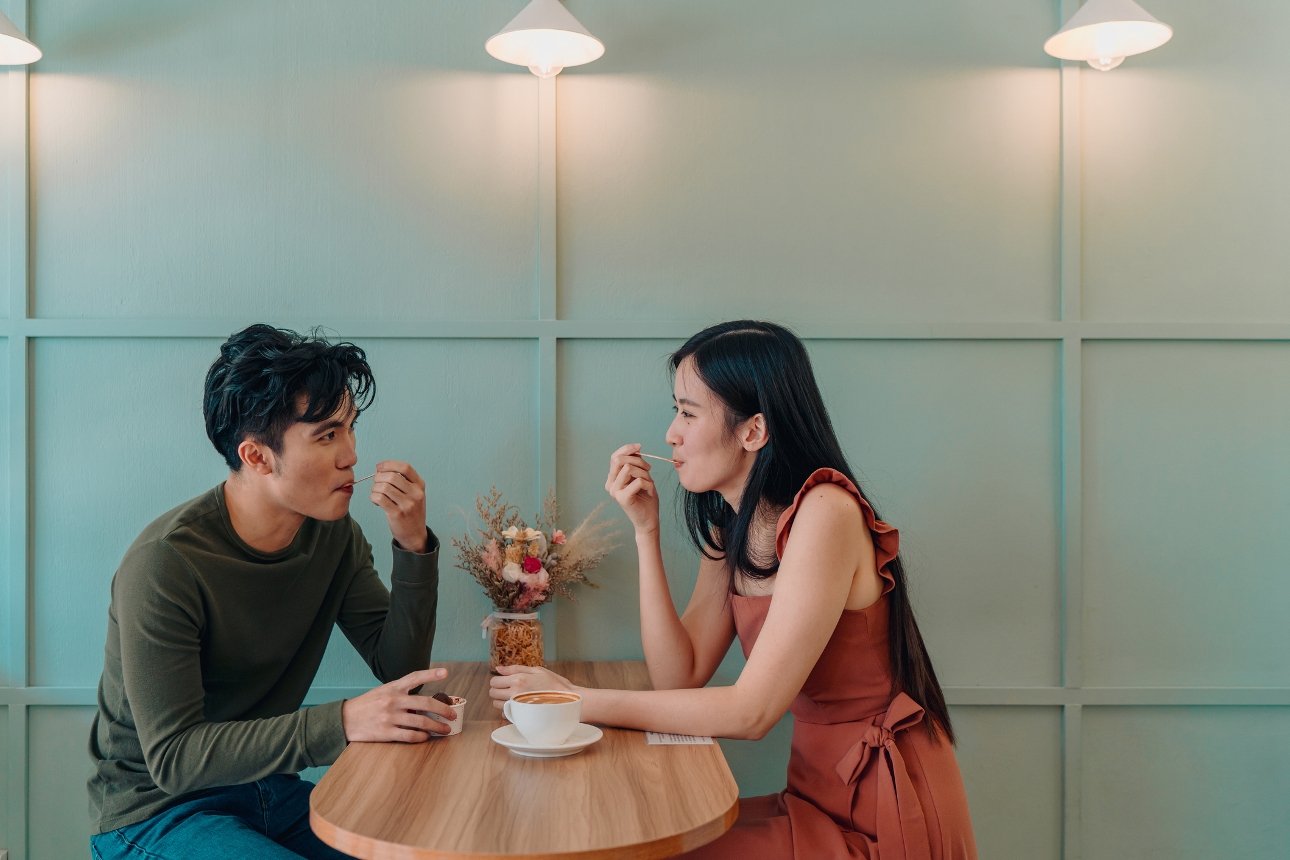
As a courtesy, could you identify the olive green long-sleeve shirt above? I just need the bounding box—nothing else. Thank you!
[88,483,440,834]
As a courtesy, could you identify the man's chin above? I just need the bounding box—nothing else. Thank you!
[313,492,354,522]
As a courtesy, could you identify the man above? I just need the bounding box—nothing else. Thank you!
[88,325,454,859]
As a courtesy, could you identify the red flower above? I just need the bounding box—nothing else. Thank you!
[522,555,542,574]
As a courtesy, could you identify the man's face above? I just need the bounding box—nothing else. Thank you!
[264,399,360,522]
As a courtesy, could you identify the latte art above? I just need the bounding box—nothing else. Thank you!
[514,692,580,706]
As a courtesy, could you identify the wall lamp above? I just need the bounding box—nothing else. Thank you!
[0,10,40,64]
[486,0,603,78]
[1045,0,1172,71]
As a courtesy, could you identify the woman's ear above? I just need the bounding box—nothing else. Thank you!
[738,414,769,453]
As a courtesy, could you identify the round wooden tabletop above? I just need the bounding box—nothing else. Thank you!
[310,661,741,859]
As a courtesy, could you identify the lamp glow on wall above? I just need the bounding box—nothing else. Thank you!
[485,0,604,78]
[0,10,40,65]
[1045,0,1172,71]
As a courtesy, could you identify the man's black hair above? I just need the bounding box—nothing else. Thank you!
[203,324,376,471]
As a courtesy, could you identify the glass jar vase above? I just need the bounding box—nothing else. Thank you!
[486,611,544,673]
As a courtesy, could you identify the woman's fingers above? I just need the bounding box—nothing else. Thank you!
[607,444,650,485]
[610,463,652,497]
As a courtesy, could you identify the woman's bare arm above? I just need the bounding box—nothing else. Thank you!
[637,530,735,690]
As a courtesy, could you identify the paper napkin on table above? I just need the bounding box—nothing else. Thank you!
[645,732,714,745]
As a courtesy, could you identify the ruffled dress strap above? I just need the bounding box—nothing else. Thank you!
[774,467,900,596]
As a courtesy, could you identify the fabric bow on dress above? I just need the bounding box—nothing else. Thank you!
[834,693,931,860]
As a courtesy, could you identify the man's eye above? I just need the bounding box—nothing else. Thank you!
[322,432,335,441]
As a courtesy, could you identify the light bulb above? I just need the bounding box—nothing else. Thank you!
[1090,56,1125,71]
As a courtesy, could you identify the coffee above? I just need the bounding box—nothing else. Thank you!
[504,690,583,746]
[514,692,579,706]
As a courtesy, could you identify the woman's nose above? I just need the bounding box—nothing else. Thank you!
[665,419,682,448]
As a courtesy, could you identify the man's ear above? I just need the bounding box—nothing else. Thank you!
[738,414,769,453]
[237,439,276,476]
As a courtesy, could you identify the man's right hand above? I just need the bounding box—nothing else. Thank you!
[341,667,455,743]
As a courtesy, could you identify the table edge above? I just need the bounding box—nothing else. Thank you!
[311,795,740,860]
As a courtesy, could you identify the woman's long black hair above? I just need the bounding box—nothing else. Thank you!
[671,320,953,742]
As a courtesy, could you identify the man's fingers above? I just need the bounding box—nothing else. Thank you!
[376,460,423,486]
[394,668,448,692]
[397,711,450,734]
[393,728,431,743]
[397,695,454,719]
[377,471,424,500]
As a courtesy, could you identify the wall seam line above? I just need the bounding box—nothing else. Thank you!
[1058,0,1084,852]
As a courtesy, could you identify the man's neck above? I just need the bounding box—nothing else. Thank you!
[223,474,307,553]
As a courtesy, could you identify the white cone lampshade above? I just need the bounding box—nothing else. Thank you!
[486,0,604,78]
[0,11,40,65]
[1044,0,1172,71]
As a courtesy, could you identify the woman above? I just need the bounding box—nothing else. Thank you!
[490,321,977,859]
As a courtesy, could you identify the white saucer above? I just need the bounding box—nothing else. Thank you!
[491,723,603,758]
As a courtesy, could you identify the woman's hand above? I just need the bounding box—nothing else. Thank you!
[606,444,660,536]
[488,665,578,711]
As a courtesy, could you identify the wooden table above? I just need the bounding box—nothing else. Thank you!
[311,661,740,859]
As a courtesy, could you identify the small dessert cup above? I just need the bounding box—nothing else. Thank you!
[422,695,466,737]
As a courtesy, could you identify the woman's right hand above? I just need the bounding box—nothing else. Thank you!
[606,443,660,536]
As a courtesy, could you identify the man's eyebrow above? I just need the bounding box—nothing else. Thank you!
[310,415,354,437]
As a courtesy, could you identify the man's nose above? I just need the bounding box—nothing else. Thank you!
[339,431,359,468]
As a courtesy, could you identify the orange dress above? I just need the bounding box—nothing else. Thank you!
[680,469,977,860]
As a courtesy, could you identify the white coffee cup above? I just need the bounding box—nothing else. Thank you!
[503,690,582,746]
[421,695,466,736]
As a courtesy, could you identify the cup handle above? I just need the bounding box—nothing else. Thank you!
[503,699,514,723]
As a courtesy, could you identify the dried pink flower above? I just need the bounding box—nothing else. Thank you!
[481,540,501,573]
[551,529,567,545]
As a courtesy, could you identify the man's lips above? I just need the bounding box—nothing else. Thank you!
[337,484,354,494]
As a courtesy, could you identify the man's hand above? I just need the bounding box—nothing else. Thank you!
[370,460,428,553]
[341,668,454,743]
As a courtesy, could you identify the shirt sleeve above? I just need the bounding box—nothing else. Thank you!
[334,523,440,684]
[116,540,347,795]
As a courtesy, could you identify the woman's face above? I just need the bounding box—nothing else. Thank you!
[665,358,759,503]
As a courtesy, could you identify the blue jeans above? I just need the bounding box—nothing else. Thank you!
[89,774,352,860]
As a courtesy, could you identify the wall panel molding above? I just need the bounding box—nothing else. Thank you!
[7,318,1290,342]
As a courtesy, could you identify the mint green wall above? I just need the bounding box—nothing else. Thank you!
[2,1,1288,859]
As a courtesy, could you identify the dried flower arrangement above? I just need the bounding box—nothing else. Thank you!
[453,487,619,669]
